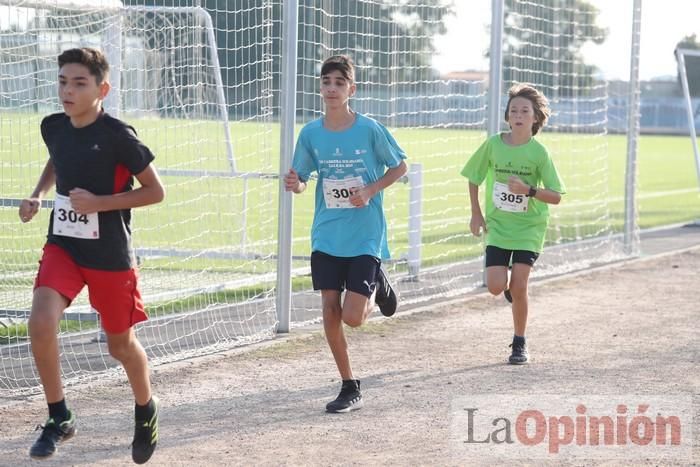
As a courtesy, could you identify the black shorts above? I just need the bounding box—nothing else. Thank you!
[485,245,539,268]
[310,251,380,298]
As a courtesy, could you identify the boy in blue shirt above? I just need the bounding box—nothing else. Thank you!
[284,55,407,412]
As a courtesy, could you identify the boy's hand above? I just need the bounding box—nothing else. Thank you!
[508,175,529,195]
[470,212,487,237]
[349,185,373,207]
[69,188,100,214]
[19,198,40,223]
[284,168,301,192]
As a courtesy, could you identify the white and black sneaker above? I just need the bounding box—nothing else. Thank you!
[326,379,363,413]
[375,268,397,317]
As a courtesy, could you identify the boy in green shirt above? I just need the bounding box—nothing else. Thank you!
[461,83,565,364]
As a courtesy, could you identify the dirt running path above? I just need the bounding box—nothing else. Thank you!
[1,248,698,466]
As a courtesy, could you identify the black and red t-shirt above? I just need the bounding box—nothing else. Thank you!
[41,112,155,271]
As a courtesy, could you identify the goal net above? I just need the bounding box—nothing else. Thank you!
[289,0,628,324]
[499,0,625,274]
[0,0,279,395]
[675,47,700,189]
[0,0,641,397]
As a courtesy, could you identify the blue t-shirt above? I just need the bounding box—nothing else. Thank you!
[292,113,406,259]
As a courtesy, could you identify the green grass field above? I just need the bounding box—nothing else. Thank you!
[1,113,699,279]
[1,113,698,341]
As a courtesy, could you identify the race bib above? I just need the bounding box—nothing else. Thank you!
[493,181,528,212]
[322,176,364,209]
[53,194,99,239]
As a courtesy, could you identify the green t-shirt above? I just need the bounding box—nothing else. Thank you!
[460,133,565,253]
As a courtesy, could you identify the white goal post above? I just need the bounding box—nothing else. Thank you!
[675,47,700,190]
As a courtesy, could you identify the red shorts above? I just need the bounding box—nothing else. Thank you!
[34,244,147,334]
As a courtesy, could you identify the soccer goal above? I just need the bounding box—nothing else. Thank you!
[675,47,700,189]
[0,0,280,395]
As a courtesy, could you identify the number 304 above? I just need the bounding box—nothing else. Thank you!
[57,208,89,224]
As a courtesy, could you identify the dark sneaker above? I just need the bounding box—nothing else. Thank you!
[504,289,512,303]
[508,342,529,365]
[326,379,363,413]
[375,267,397,317]
[132,397,159,464]
[29,411,77,459]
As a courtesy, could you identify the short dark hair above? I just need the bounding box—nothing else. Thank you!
[504,83,551,135]
[57,47,110,84]
[321,55,355,82]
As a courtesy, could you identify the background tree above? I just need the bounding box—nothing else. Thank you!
[297,1,452,87]
[675,34,700,97]
[498,0,606,97]
[128,0,452,117]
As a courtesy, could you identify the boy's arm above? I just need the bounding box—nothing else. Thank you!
[19,160,56,223]
[529,187,561,205]
[349,160,407,207]
[507,175,562,205]
[69,165,165,214]
[284,168,307,194]
[468,182,487,236]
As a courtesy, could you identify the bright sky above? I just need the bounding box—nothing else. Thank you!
[432,0,700,81]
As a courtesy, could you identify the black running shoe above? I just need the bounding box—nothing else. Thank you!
[29,411,77,459]
[132,397,159,464]
[504,289,512,303]
[508,342,529,365]
[375,268,397,317]
[326,379,363,413]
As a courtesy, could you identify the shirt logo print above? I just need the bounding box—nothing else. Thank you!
[91,144,101,151]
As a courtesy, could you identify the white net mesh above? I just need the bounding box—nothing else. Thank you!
[501,0,623,274]
[0,0,640,397]
[289,0,627,326]
[0,0,279,395]
[290,1,489,325]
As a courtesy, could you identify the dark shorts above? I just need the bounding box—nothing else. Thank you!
[34,244,147,334]
[310,251,381,298]
[485,245,540,268]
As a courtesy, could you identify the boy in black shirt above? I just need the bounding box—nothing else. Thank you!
[19,47,164,464]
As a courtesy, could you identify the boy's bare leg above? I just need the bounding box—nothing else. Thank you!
[105,328,151,405]
[108,328,160,463]
[341,290,374,328]
[28,288,78,460]
[28,287,69,404]
[486,265,508,296]
[321,290,353,380]
[323,289,366,413]
[509,263,532,336]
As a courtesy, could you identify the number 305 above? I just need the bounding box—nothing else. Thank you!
[500,193,523,203]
